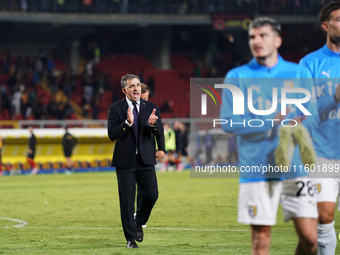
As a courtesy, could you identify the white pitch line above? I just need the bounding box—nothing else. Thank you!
[0,225,294,233]
[1,226,244,231]
[145,227,292,233]
[147,227,249,232]
[0,217,28,228]
[13,226,113,230]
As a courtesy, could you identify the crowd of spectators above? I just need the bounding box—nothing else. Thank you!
[0,49,78,120]
[0,42,129,121]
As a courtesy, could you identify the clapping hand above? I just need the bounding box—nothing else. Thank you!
[127,106,134,125]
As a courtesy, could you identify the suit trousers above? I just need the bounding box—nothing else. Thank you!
[116,154,158,241]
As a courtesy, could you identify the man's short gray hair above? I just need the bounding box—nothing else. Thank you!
[121,74,140,89]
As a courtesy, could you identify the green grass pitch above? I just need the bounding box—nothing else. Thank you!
[0,171,339,254]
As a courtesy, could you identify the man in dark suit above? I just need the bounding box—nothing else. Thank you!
[107,74,165,248]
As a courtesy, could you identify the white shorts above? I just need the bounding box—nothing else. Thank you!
[238,178,318,226]
[281,178,318,221]
[313,157,340,208]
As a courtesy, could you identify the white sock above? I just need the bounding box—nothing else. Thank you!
[317,221,336,255]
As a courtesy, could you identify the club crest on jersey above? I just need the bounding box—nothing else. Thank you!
[314,183,321,194]
[248,205,257,218]
[283,81,295,88]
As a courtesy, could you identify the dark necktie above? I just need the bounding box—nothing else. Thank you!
[132,102,139,147]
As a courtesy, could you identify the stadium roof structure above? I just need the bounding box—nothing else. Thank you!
[0,12,210,25]
[0,11,319,26]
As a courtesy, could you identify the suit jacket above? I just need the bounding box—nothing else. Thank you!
[108,98,165,168]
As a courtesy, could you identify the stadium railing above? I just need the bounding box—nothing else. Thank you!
[0,118,192,129]
[4,120,108,129]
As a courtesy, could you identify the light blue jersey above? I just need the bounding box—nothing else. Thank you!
[220,56,318,183]
[300,44,340,160]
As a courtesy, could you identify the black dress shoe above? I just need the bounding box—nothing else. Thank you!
[136,223,144,242]
[127,240,138,248]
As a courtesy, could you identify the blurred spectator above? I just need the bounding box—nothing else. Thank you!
[111,0,121,12]
[92,94,101,119]
[193,133,203,166]
[57,102,66,120]
[83,73,94,102]
[21,0,27,11]
[46,57,56,72]
[21,89,29,119]
[47,96,59,119]
[193,61,204,77]
[215,154,224,165]
[12,86,22,117]
[164,123,176,153]
[160,100,173,113]
[33,97,47,120]
[228,134,238,165]
[7,73,17,90]
[28,88,37,115]
[83,103,90,118]
[35,57,43,76]
[2,48,11,74]
[206,66,219,78]
[204,129,214,164]
[163,150,181,171]
[93,71,104,96]
[85,60,94,76]
[39,50,47,66]
[60,70,72,98]
[48,69,58,95]
[6,0,11,10]
[94,43,101,64]
[0,85,10,115]
[179,0,189,14]
[174,121,182,155]
[162,123,179,172]
[25,105,33,120]
[121,0,128,13]
[147,75,155,97]
[180,122,189,157]
[41,0,49,12]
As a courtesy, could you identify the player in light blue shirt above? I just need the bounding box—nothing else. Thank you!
[220,17,318,255]
[222,59,317,182]
[299,2,340,254]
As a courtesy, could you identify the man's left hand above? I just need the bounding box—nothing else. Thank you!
[148,108,158,126]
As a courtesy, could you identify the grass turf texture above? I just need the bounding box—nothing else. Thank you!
[0,171,339,254]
